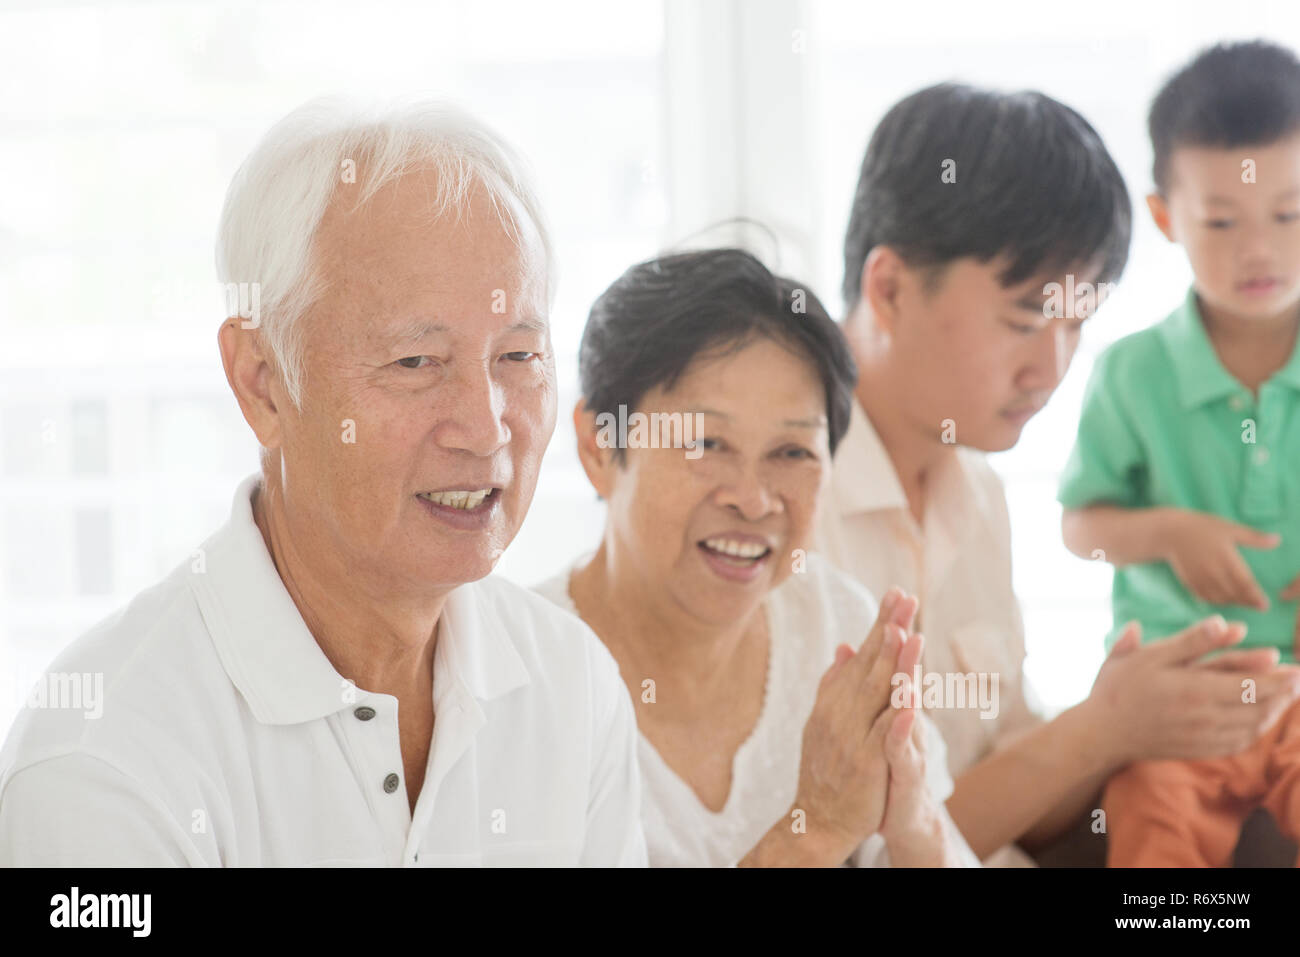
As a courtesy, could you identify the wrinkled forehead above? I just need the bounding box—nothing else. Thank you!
[654,337,829,420]
[321,163,542,260]
[311,166,549,317]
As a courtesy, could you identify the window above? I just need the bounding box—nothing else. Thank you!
[6,0,1300,722]
[0,0,667,721]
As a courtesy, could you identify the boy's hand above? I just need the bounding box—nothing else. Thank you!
[1162,509,1279,611]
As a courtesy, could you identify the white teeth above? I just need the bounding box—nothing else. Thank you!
[703,537,769,560]
[419,489,493,509]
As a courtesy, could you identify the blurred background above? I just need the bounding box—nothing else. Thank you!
[4,0,1300,725]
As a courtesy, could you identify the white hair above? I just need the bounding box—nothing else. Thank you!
[215,96,555,409]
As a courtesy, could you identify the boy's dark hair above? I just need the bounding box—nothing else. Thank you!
[579,248,857,458]
[1149,40,1300,194]
[841,83,1132,310]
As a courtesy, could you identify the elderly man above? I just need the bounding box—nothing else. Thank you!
[0,98,647,866]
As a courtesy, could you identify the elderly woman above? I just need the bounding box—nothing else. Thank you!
[534,248,977,866]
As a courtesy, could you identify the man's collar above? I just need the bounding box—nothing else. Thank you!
[830,397,909,515]
[830,396,987,556]
[438,581,530,703]
[190,474,528,725]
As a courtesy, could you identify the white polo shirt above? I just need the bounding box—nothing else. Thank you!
[0,475,647,867]
[814,399,1046,867]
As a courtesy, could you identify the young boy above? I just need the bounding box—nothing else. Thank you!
[1059,40,1300,867]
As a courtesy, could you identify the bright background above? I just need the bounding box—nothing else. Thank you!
[4,0,1300,724]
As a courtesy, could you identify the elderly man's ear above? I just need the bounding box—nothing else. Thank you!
[573,400,616,498]
[218,319,284,450]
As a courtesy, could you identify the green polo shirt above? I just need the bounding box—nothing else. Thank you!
[1058,287,1300,662]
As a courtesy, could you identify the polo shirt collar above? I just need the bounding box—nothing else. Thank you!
[1154,287,1300,408]
[438,578,530,703]
[191,474,529,726]
[1272,317,1300,392]
[188,475,346,725]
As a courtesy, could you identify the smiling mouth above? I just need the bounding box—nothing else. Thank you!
[698,537,773,566]
[416,488,499,511]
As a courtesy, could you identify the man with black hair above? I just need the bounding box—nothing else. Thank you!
[1060,40,1300,867]
[816,82,1300,866]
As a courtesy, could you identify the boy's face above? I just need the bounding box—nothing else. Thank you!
[1149,133,1300,320]
[865,251,1100,453]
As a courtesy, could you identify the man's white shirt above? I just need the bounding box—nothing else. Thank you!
[815,399,1047,867]
[0,475,647,867]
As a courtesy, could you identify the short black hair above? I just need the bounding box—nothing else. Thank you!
[579,248,857,458]
[841,83,1132,310]
[1149,40,1300,194]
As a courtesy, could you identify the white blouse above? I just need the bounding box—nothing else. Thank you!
[533,551,979,868]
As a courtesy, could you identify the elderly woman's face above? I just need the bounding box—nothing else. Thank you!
[276,169,556,592]
[603,337,831,626]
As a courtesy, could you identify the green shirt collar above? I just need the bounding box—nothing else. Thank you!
[1156,287,1300,408]
[1276,320,1300,391]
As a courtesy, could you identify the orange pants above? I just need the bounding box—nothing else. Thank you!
[1103,696,1300,867]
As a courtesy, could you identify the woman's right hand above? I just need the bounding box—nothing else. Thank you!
[790,585,924,864]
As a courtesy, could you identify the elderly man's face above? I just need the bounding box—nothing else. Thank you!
[275,169,555,593]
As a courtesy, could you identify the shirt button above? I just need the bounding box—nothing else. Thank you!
[1254,447,1271,466]
[383,772,400,794]
[1230,394,1246,411]
[353,706,376,721]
